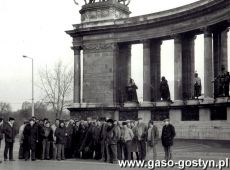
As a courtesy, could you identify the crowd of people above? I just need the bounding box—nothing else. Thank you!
[0,116,176,164]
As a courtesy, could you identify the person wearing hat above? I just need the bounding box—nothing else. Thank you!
[106,119,119,163]
[161,119,176,160]
[55,120,67,161]
[3,117,16,161]
[23,118,39,161]
[121,121,134,160]
[42,121,53,160]
[0,118,4,163]
[147,120,159,160]
[133,117,148,160]
[18,120,29,160]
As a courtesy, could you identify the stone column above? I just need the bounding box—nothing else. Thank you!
[174,35,183,100]
[213,27,228,97]
[182,35,196,100]
[117,43,131,103]
[143,39,161,102]
[73,46,81,103]
[143,40,151,101]
[150,40,162,101]
[204,30,214,98]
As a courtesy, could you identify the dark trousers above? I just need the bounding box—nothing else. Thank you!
[164,146,172,160]
[25,145,36,161]
[57,144,65,160]
[36,141,43,159]
[117,141,123,160]
[101,140,107,161]
[94,142,102,160]
[19,143,25,159]
[138,140,146,160]
[42,140,51,159]
[123,140,132,160]
[108,144,117,163]
[4,142,14,160]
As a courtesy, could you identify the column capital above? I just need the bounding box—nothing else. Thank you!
[202,27,213,37]
[173,34,182,44]
[71,46,82,51]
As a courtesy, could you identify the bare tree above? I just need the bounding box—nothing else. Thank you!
[39,61,73,119]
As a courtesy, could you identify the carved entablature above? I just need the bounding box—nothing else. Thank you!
[82,43,116,51]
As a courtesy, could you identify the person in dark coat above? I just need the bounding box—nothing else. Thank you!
[73,121,81,158]
[92,120,102,160]
[55,121,66,161]
[99,117,108,162]
[0,118,4,163]
[161,119,176,160]
[3,117,16,161]
[106,119,119,164]
[160,76,171,101]
[36,120,45,160]
[64,120,74,159]
[42,121,53,160]
[80,119,94,159]
[23,118,39,161]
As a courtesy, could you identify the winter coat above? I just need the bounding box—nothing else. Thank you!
[150,125,159,146]
[106,125,120,145]
[23,124,39,150]
[161,124,176,147]
[43,127,54,142]
[3,122,17,143]
[133,122,148,141]
[55,127,66,145]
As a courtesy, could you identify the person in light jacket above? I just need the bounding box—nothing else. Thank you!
[147,120,159,160]
[121,121,134,160]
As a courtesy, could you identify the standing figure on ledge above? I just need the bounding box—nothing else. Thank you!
[214,65,227,97]
[160,76,171,101]
[194,72,202,99]
[224,72,230,97]
[126,78,138,103]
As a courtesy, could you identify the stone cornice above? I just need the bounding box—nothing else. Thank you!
[66,0,230,41]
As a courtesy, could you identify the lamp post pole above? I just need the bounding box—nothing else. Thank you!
[23,55,34,117]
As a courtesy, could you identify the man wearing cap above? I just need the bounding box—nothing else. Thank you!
[133,117,148,160]
[161,119,176,160]
[106,119,119,163]
[0,118,4,163]
[121,121,134,160]
[3,117,16,161]
[23,118,39,161]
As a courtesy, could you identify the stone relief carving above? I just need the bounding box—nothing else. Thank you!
[83,43,116,51]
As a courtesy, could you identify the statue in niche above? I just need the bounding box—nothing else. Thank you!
[194,72,202,99]
[160,76,171,101]
[213,65,229,97]
[126,78,138,103]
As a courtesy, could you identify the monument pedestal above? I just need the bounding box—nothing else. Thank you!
[80,1,131,23]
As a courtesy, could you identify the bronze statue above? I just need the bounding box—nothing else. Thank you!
[213,65,229,97]
[160,76,171,101]
[126,78,138,103]
[194,72,202,99]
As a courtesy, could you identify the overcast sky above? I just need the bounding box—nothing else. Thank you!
[0,0,229,110]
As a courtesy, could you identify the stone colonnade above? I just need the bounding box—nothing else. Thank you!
[72,26,229,103]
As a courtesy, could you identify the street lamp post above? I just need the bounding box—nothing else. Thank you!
[23,55,34,117]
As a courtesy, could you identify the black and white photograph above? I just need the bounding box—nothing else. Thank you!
[0,0,230,169]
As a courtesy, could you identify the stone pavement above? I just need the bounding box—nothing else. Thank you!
[0,139,229,170]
